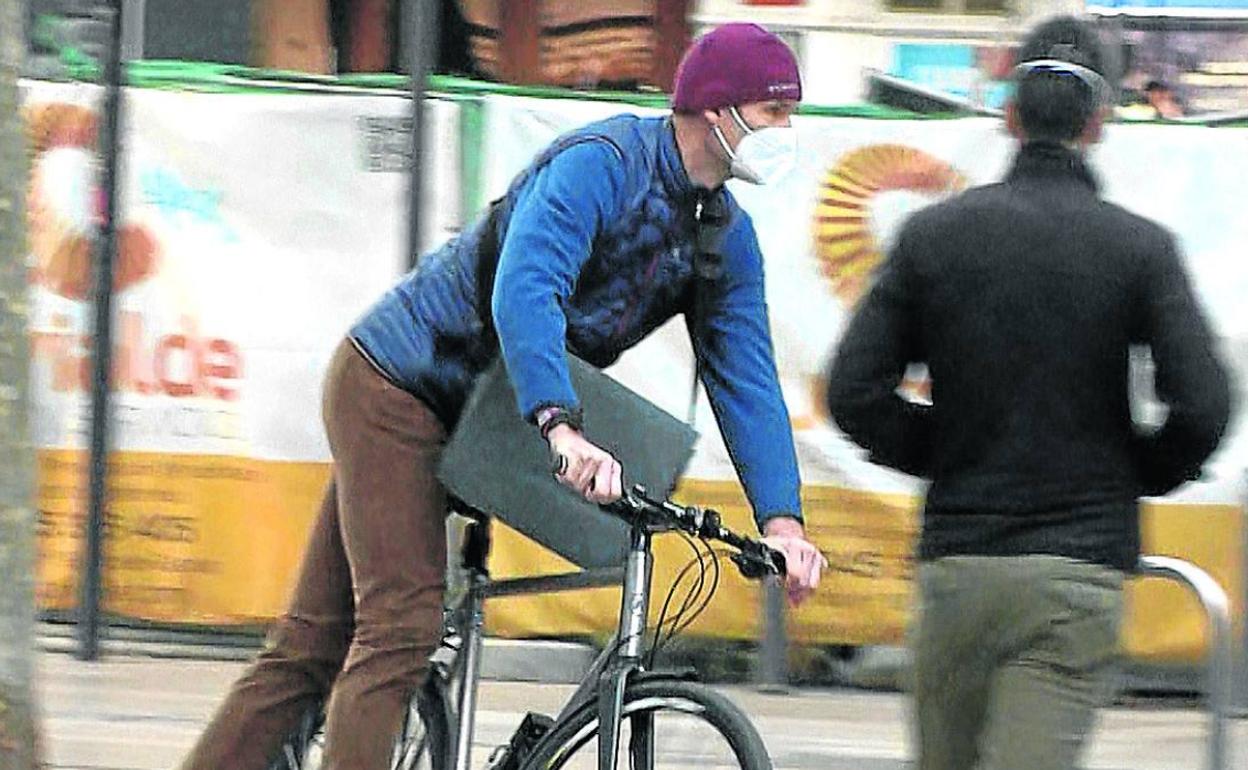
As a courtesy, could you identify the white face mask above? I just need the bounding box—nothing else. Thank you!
[712,106,798,186]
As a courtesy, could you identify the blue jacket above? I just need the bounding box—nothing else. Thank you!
[351,114,802,526]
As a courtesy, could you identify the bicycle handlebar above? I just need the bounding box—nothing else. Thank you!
[549,454,787,580]
[605,486,787,581]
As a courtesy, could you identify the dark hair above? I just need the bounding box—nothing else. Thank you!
[1014,15,1111,143]
[1144,80,1170,93]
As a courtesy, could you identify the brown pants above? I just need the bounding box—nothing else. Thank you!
[181,340,448,769]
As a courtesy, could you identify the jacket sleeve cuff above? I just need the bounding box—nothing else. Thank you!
[527,400,581,424]
[755,508,804,529]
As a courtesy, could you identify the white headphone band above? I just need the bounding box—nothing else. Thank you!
[1013,58,1111,102]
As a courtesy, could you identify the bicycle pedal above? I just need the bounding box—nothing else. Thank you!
[485,711,555,770]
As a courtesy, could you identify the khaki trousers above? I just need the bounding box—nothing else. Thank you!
[911,555,1125,770]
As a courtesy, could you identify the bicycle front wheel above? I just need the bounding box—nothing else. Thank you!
[523,679,773,770]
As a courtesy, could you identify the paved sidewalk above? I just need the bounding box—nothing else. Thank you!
[37,651,1246,769]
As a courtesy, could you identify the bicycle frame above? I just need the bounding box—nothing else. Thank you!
[443,510,656,770]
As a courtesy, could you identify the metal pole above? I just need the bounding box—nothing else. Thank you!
[119,0,146,61]
[1240,469,1248,714]
[406,0,439,267]
[1138,555,1234,770]
[77,0,127,661]
[453,579,486,770]
[0,0,41,760]
[756,576,788,693]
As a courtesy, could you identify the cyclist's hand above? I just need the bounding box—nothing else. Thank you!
[761,516,827,607]
[547,424,623,504]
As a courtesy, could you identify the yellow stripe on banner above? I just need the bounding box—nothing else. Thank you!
[484,483,1244,663]
[38,449,329,626]
[36,451,1244,665]
[1122,502,1245,663]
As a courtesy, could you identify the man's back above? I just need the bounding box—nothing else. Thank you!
[915,143,1160,510]
[827,141,1231,570]
[834,19,1234,770]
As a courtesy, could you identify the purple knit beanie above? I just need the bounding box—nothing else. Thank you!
[672,23,802,113]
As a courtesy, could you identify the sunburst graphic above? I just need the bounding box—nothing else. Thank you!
[23,101,161,301]
[814,144,965,307]
[804,144,965,423]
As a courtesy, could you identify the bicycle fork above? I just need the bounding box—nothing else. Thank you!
[598,528,654,770]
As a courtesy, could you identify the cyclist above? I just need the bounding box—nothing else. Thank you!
[180,22,825,770]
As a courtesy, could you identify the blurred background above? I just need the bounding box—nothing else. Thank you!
[19,1,1248,116]
[4,2,1248,768]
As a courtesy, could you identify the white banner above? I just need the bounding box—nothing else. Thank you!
[23,81,462,462]
[18,79,1244,641]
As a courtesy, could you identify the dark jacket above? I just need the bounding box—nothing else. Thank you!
[350,115,802,527]
[825,141,1232,571]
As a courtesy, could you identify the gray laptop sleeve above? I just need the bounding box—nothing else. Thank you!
[437,355,698,569]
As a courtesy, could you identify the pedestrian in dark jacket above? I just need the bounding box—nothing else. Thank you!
[181,23,825,770]
[825,15,1232,770]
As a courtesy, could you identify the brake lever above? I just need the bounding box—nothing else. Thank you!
[767,546,788,577]
[730,543,786,580]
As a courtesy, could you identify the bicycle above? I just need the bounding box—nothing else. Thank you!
[273,483,788,770]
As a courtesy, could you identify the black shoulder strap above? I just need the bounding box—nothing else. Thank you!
[686,189,731,424]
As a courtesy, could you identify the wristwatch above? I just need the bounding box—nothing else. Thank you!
[535,405,584,440]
